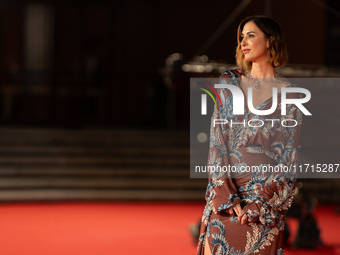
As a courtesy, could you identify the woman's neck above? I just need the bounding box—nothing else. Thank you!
[250,62,275,78]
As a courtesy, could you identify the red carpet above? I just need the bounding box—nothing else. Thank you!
[0,202,338,255]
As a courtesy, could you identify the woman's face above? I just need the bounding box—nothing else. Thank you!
[240,21,270,64]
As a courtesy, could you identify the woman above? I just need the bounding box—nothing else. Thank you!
[197,16,302,255]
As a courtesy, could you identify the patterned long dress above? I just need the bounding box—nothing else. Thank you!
[196,69,303,255]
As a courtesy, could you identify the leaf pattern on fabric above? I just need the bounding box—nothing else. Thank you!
[197,69,302,255]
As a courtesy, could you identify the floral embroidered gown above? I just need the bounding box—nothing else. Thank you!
[197,69,303,255]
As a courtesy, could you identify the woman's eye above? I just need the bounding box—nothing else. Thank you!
[249,34,254,38]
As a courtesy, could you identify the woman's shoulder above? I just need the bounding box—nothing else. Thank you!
[220,68,243,77]
[219,68,243,84]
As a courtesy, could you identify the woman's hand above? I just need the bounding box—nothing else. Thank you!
[227,203,251,225]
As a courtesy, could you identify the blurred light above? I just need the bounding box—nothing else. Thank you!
[166,58,173,65]
[218,66,227,73]
[172,53,182,60]
[193,65,205,73]
[204,65,213,72]
[182,64,191,72]
[297,182,303,189]
[201,55,208,62]
[193,56,200,62]
[197,132,208,143]
[193,55,209,63]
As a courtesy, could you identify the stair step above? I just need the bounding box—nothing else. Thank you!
[0,167,189,176]
[0,146,189,156]
[0,128,336,203]
[0,177,207,189]
[0,156,188,165]
[0,189,206,201]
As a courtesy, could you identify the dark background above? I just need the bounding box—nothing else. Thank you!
[0,0,339,204]
[0,0,337,129]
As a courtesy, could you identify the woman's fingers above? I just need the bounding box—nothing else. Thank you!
[228,204,252,224]
[228,208,235,215]
[238,210,244,222]
[240,214,248,225]
[233,203,243,216]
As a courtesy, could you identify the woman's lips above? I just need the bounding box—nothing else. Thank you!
[243,49,250,54]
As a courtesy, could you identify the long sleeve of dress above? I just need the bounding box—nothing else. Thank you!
[243,94,303,228]
[206,95,241,213]
[205,71,242,214]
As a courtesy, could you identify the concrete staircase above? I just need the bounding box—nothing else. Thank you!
[0,128,207,202]
[0,128,338,203]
